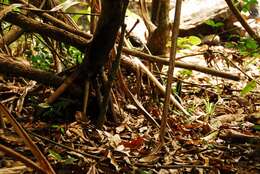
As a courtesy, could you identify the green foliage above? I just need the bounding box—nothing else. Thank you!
[25,40,53,71]
[225,36,259,57]
[51,124,65,134]
[253,125,260,131]
[203,99,215,117]
[177,36,201,49]
[177,69,193,78]
[48,149,63,161]
[48,150,77,164]
[2,0,10,4]
[30,50,53,71]
[240,80,257,96]
[67,46,84,64]
[241,0,258,12]
[71,7,91,24]
[205,19,224,28]
[167,36,201,49]
[237,37,259,56]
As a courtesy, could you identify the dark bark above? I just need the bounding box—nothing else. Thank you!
[80,0,129,79]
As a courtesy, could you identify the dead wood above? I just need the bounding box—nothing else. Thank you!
[2,8,240,82]
[3,12,89,52]
[122,47,240,81]
[16,0,92,40]
[0,53,63,87]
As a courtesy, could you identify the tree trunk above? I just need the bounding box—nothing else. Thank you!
[80,0,128,79]
[148,0,170,57]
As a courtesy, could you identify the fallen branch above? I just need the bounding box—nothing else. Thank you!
[0,53,63,87]
[122,48,240,81]
[4,12,89,52]
[0,103,55,174]
[3,11,240,81]
[0,144,45,173]
[121,56,190,116]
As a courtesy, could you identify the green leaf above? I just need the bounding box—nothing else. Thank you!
[178,69,193,78]
[188,36,201,45]
[205,19,215,27]
[240,80,257,96]
[64,156,77,165]
[204,19,224,28]
[245,39,258,49]
[225,42,235,48]
[253,125,260,131]
[48,150,63,161]
[38,102,50,108]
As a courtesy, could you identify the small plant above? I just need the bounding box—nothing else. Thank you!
[167,36,201,49]
[240,80,257,96]
[30,50,53,71]
[25,39,53,71]
[67,46,84,64]
[205,19,224,28]
[203,98,216,121]
[237,37,259,57]
[51,124,65,134]
[241,0,258,12]
[48,149,77,164]
[225,36,259,57]
[177,69,193,78]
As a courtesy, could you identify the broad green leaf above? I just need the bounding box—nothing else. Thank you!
[240,80,257,96]
[214,22,224,28]
[205,19,215,27]
[188,36,201,45]
[205,19,224,28]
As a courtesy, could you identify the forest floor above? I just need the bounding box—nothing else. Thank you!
[1,38,260,174]
[0,1,260,174]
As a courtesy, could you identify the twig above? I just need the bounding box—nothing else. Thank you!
[15,0,92,40]
[0,144,45,173]
[117,69,160,127]
[122,47,240,81]
[0,103,55,174]
[47,70,80,104]
[135,163,213,169]
[160,0,182,144]
[29,132,101,159]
